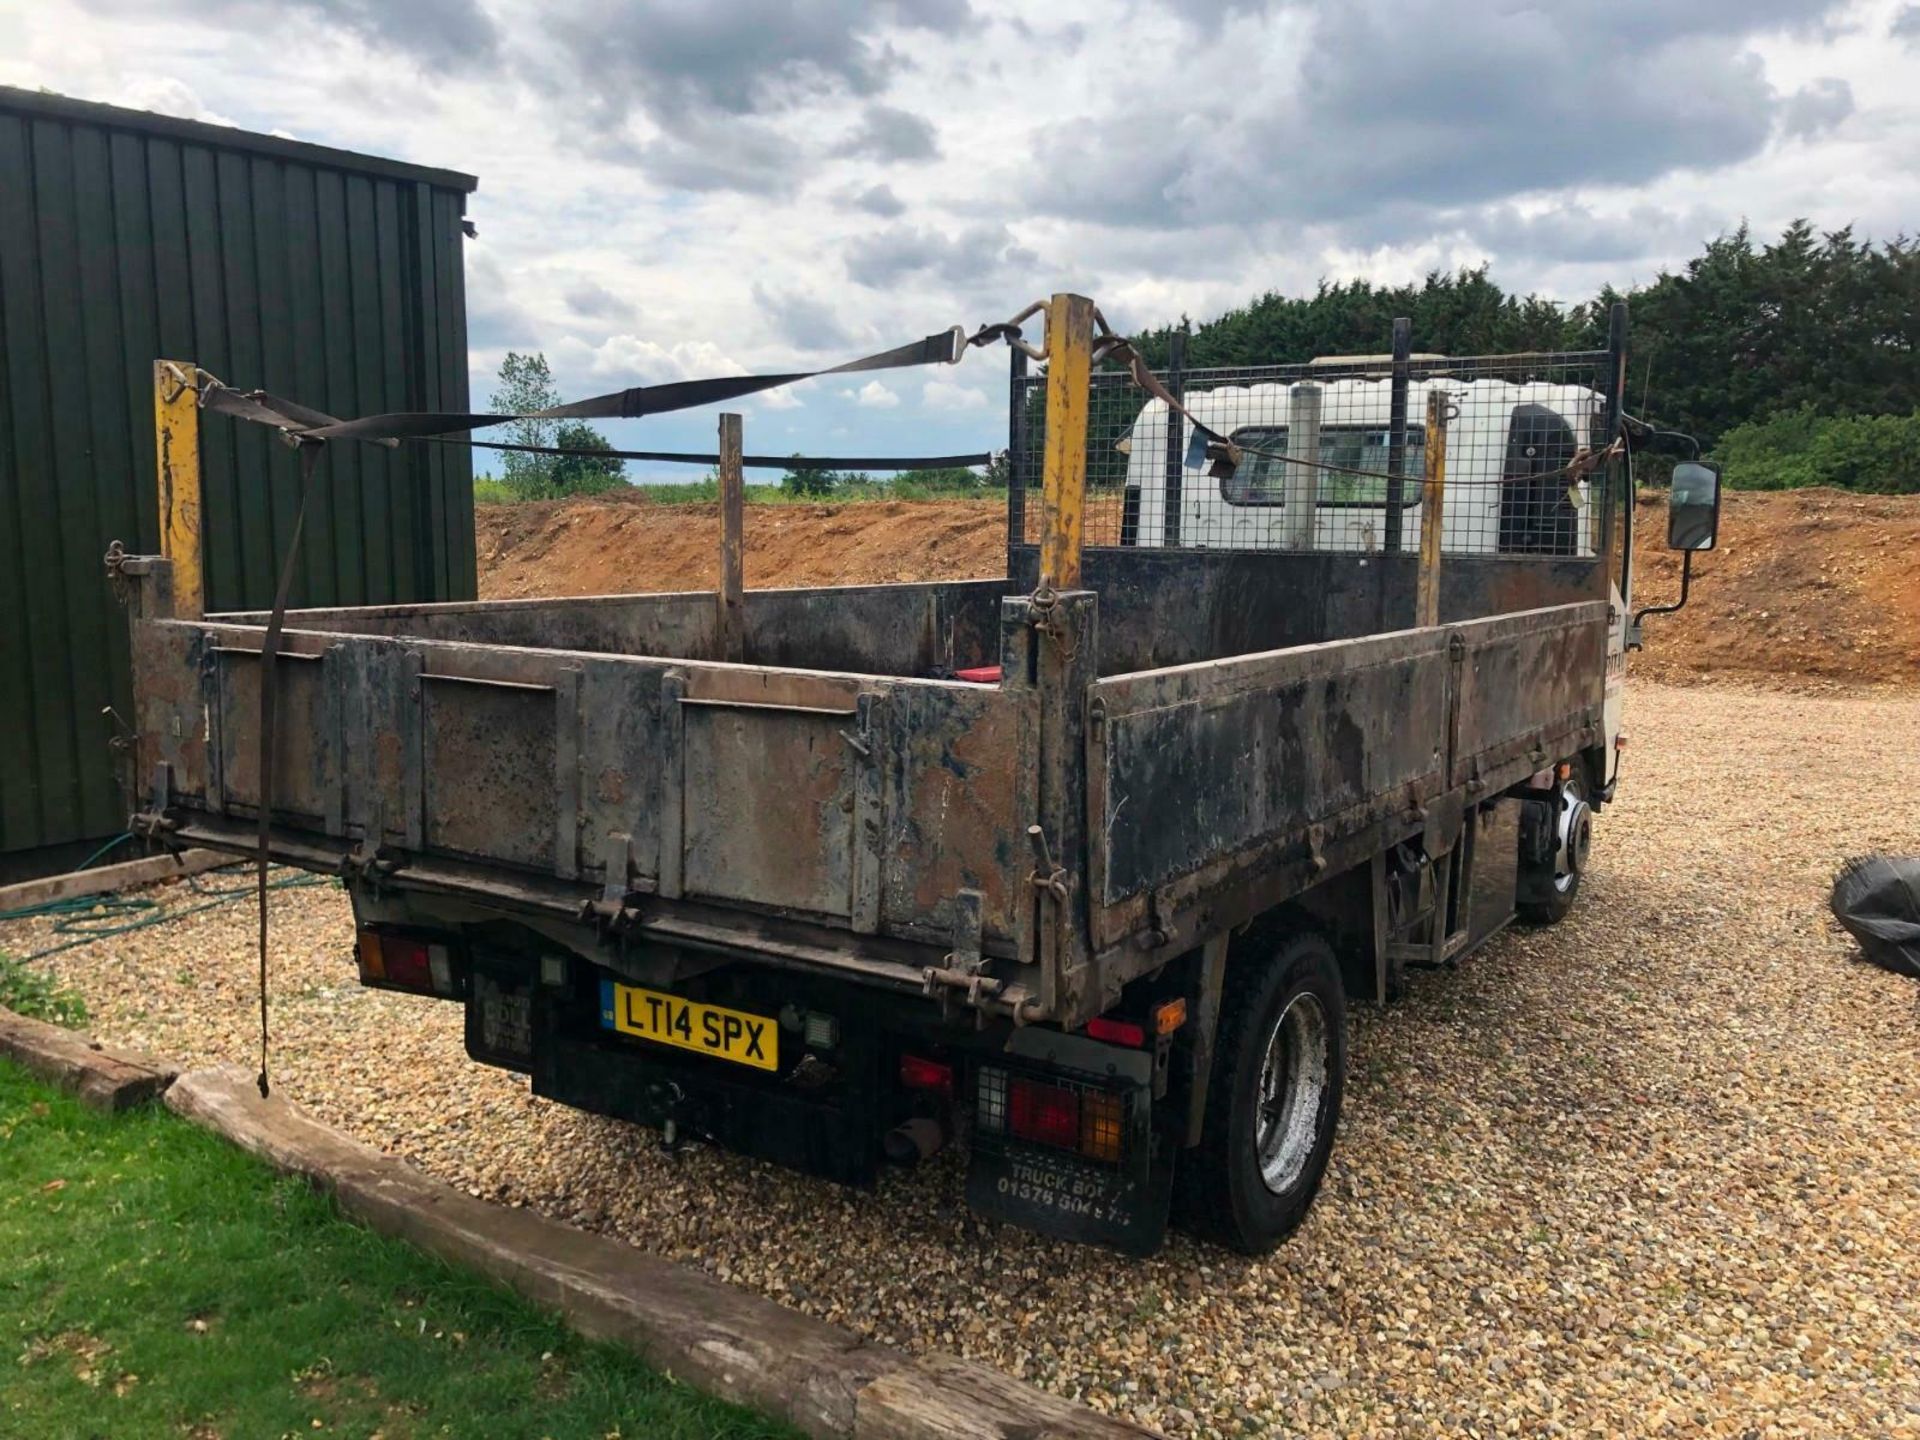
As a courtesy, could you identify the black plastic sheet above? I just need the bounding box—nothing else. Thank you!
[1830,855,1920,978]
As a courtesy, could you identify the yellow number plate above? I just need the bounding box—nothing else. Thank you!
[599,981,778,1071]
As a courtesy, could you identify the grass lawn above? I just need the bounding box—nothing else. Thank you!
[0,1058,799,1440]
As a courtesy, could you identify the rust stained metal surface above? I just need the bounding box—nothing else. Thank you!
[1448,601,1608,791]
[682,702,859,917]
[128,605,209,802]
[422,674,558,870]
[884,680,1035,950]
[1011,547,1606,677]
[1079,601,1607,1011]
[232,579,1010,683]
[741,582,1005,679]
[121,541,1611,1032]
[212,648,328,827]
[1087,625,1450,955]
[127,580,1036,960]
[227,590,722,657]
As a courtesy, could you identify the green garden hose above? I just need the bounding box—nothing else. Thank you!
[0,855,333,963]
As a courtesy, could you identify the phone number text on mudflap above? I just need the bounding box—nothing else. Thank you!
[996,1156,1135,1226]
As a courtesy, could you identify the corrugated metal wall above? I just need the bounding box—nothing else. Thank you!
[0,86,478,869]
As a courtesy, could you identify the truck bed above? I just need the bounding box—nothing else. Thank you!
[125,563,1605,1030]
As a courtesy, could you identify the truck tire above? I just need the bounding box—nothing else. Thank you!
[1517,769,1592,925]
[1173,933,1346,1254]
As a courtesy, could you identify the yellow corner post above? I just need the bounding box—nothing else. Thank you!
[1037,292,1095,593]
[1414,388,1449,629]
[154,360,204,620]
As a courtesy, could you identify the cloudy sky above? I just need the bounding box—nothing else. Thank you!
[5,0,1917,475]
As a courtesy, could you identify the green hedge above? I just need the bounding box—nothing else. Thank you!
[1711,408,1920,493]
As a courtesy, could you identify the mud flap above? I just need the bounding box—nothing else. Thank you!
[964,1030,1174,1256]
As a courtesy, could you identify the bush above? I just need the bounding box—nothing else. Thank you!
[472,478,513,505]
[549,420,628,496]
[889,466,986,499]
[1711,409,1920,493]
[780,456,839,497]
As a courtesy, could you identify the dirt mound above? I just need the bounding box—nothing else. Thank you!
[478,497,1006,600]
[1630,488,1920,688]
[477,488,1920,687]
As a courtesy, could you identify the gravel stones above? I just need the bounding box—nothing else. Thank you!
[8,681,1918,1437]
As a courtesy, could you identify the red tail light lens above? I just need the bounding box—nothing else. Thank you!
[356,929,458,997]
[383,937,434,991]
[1085,1015,1147,1047]
[898,1053,953,1096]
[977,1066,1130,1164]
[1009,1078,1079,1149]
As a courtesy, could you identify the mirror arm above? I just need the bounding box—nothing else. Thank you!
[1628,548,1692,648]
[1621,413,1701,460]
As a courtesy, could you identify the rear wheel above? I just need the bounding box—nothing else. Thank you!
[1517,769,1592,925]
[1173,933,1346,1254]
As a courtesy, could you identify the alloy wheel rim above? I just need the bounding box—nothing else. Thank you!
[1255,990,1330,1194]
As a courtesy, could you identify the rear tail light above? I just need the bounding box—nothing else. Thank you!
[1085,998,1186,1049]
[1080,1090,1126,1163]
[1086,1015,1146,1047]
[975,1064,1130,1164]
[356,929,460,998]
[1010,1077,1079,1149]
[899,1053,953,1097]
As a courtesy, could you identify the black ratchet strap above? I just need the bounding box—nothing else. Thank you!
[253,439,327,1100]
[203,326,975,446]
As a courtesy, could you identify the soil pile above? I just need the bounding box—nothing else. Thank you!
[1630,489,1919,687]
[478,497,1005,599]
[477,488,1920,687]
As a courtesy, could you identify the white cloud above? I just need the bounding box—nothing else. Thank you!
[567,335,743,384]
[109,75,236,127]
[755,386,804,411]
[922,379,988,412]
[6,0,1917,462]
[848,380,900,409]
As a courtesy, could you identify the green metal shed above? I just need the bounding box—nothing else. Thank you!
[0,86,479,878]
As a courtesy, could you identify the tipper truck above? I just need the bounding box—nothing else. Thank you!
[113,295,1719,1254]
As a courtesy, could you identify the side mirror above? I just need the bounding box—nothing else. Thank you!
[1667,461,1721,551]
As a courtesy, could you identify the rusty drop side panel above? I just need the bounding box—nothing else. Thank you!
[1082,602,1607,987]
[232,590,722,657]
[1447,605,1609,791]
[211,648,329,827]
[881,680,1035,949]
[1010,547,1605,676]
[1086,627,1450,953]
[225,578,1009,679]
[421,673,560,871]
[129,602,1036,960]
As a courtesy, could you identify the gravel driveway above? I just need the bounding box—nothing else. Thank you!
[8,680,1918,1437]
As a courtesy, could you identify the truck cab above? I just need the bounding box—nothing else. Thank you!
[1118,377,1607,558]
